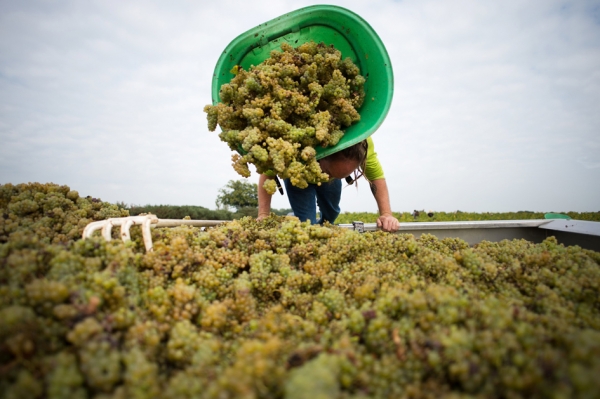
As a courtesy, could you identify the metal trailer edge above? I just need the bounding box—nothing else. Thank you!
[338,219,600,252]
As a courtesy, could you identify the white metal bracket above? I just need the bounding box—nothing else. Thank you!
[82,215,227,252]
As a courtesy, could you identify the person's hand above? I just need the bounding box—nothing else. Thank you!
[377,213,399,232]
[257,212,270,221]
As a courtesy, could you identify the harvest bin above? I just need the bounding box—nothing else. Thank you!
[211,4,394,159]
[339,219,600,252]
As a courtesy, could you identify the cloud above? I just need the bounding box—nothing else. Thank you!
[577,157,600,169]
[1,0,599,212]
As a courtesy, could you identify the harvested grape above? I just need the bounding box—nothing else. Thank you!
[204,41,366,192]
[1,182,600,398]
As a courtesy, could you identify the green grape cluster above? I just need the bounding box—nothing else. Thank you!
[2,182,600,398]
[204,41,366,194]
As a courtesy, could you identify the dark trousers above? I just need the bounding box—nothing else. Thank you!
[283,178,342,224]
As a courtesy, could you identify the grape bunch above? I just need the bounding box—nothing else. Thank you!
[204,41,366,194]
[2,182,600,399]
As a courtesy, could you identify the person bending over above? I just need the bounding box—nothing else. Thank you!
[258,137,400,232]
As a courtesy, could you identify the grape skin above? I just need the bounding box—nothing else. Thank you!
[0,183,600,398]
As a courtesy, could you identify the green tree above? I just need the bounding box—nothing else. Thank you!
[216,180,258,210]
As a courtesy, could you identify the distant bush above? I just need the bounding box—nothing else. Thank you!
[123,204,292,221]
[271,208,293,216]
[121,205,599,224]
[126,204,232,220]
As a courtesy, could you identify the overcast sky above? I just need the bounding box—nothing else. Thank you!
[1,0,599,213]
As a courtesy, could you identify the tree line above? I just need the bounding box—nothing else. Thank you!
[122,179,599,223]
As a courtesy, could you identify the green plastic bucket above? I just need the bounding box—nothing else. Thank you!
[210,4,393,159]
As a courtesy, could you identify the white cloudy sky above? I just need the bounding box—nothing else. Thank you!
[1,0,599,213]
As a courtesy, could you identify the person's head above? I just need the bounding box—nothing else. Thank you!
[318,140,368,181]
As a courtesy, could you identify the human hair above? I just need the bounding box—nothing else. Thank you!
[324,139,369,185]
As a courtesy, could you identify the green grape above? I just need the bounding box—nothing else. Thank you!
[263,178,278,195]
[3,369,43,399]
[78,339,121,392]
[204,41,365,188]
[1,183,600,398]
[45,352,87,399]
[285,353,341,399]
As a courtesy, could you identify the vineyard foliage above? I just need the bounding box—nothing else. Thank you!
[1,182,599,399]
[123,204,292,220]
[121,207,600,225]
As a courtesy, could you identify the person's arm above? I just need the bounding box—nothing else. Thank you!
[364,137,399,232]
[370,178,400,232]
[257,174,273,220]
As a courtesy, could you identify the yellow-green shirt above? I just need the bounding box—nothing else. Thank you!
[365,136,385,181]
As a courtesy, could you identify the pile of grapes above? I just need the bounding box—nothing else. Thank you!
[204,41,366,194]
[1,183,600,399]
